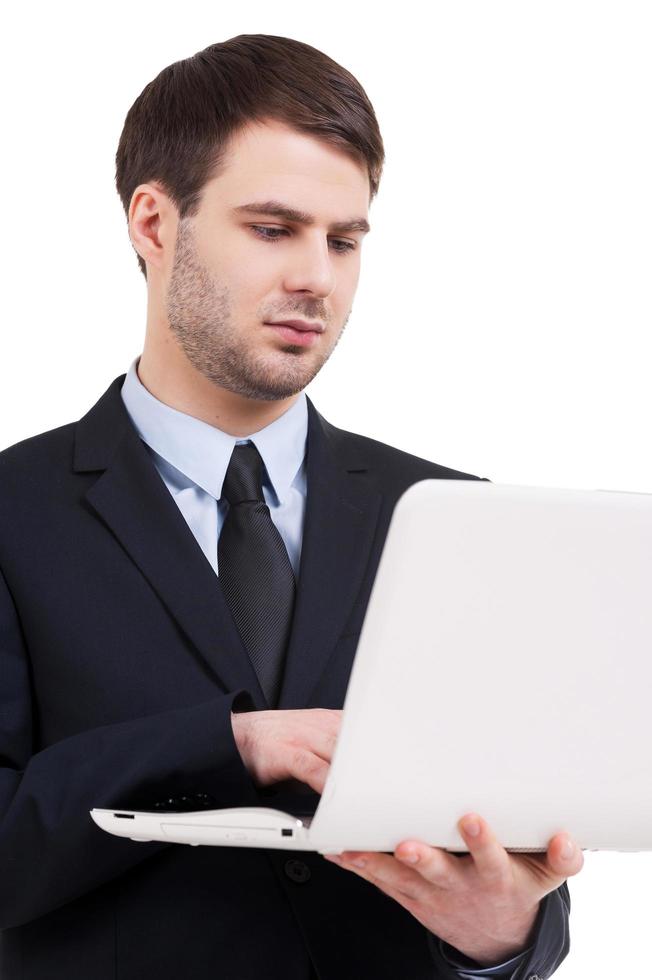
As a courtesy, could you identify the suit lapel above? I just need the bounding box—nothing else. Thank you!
[74,376,267,704]
[73,377,382,710]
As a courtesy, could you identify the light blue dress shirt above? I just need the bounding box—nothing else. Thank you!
[120,355,531,979]
[121,356,307,580]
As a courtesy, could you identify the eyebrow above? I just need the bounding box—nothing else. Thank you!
[231,199,371,235]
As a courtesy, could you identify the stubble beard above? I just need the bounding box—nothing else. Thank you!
[165,219,349,402]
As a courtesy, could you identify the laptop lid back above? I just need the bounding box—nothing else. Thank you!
[310,481,652,853]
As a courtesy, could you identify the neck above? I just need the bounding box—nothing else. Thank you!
[137,337,300,439]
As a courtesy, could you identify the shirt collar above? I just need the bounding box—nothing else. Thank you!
[120,356,308,505]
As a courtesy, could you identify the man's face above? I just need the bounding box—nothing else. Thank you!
[162,117,371,401]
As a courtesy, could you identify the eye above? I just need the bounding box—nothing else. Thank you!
[250,225,357,254]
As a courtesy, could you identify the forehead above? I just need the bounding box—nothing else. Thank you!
[202,118,370,216]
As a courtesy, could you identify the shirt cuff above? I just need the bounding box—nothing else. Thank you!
[437,936,533,977]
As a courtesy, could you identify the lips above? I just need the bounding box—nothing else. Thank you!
[265,320,324,333]
[265,323,321,347]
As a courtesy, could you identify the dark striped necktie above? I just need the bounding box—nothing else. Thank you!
[217,441,296,707]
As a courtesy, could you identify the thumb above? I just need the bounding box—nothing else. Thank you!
[546,833,584,881]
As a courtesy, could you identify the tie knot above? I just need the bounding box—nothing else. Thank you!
[221,442,265,506]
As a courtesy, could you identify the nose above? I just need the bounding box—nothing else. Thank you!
[281,237,337,298]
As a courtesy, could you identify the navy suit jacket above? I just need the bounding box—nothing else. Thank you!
[0,375,570,979]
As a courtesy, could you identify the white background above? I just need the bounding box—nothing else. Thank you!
[2,2,651,975]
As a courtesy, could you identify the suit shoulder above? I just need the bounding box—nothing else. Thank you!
[0,420,76,489]
[321,417,489,483]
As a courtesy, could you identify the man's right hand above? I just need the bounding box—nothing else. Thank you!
[230,708,342,795]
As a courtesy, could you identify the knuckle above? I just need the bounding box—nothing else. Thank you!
[485,868,512,890]
[424,858,454,887]
[290,747,313,774]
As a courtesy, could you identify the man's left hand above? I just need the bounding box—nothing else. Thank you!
[323,813,583,967]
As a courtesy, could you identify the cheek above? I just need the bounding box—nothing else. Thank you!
[335,268,360,311]
[215,248,280,306]
[239,237,283,280]
[347,259,362,291]
[332,253,360,294]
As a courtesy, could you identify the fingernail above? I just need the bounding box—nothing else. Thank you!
[561,838,576,860]
[399,848,419,864]
[351,857,366,868]
[462,817,480,837]
[324,854,342,864]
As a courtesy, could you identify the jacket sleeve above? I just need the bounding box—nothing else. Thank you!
[0,564,260,929]
[426,882,571,979]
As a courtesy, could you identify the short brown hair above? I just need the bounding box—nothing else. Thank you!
[115,34,385,280]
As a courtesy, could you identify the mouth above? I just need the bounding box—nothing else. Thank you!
[264,322,322,348]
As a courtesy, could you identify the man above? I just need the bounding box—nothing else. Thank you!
[0,34,582,979]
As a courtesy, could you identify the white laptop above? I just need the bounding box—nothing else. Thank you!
[91,480,652,854]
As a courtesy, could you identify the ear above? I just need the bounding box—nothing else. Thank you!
[129,181,178,277]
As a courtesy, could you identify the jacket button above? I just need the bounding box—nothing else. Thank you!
[284,859,311,883]
[194,793,216,807]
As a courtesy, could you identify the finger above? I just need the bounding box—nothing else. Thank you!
[330,851,429,903]
[294,711,340,757]
[509,832,584,897]
[301,726,339,764]
[458,813,512,884]
[308,708,342,737]
[325,853,427,913]
[287,748,331,794]
[394,840,466,890]
[545,832,584,880]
